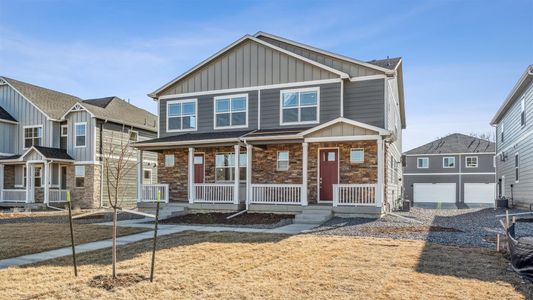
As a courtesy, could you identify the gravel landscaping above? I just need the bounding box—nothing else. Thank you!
[309,207,533,248]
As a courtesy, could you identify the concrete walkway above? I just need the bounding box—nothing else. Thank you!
[0,221,316,269]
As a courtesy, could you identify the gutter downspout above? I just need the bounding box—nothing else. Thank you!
[227,133,257,219]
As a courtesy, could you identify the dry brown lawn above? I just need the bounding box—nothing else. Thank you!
[1,231,531,299]
[0,223,148,259]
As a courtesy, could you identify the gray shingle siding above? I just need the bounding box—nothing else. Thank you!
[344,79,385,128]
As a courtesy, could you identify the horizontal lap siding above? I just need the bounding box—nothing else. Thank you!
[496,81,533,151]
[344,79,385,128]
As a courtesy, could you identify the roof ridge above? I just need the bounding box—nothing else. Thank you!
[1,76,82,101]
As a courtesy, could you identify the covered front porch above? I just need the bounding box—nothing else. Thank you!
[136,118,390,214]
[0,146,74,206]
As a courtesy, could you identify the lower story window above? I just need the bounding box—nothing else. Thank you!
[350,148,364,163]
[277,151,289,171]
[215,153,246,182]
[75,166,85,187]
[34,166,42,187]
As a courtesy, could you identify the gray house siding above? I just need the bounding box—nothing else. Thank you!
[256,35,383,77]
[404,154,495,174]
[64,110,95,162]
[344,79,386,129]
[159,40,337,96]
[0,123,16,155]
[0,85,52,153]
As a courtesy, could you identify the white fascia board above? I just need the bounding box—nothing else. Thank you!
[254,32,395,75]
[0,119,18,125]
[350,74,387,82]
[304,135,381,143]
[298,117,390,136]
[490,65,533,125]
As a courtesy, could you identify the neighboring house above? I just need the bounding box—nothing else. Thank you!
[403,133,496,208]
[490,65,533,208]
[135,32,406,217]
[0,77,158,208]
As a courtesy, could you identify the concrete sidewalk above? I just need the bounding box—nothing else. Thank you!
[0,222,316,269]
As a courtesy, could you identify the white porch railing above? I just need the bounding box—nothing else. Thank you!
[48,189,70,203]
[140,184,169,203]
[194,183,234,203]
[250,184,302,205]
[333,184,377,207]
[2,189,27,202]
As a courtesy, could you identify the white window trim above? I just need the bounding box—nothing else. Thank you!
[34,166,42,187]
[213,93,249,129]
[350,148,365,163]
[276,150,290,171]
[215,152,247,183]
[74,122,87,148]
[279,86,320,126]
[417,157,429,169]
[129,130,139,142]
[465,156,479,168]
[60,124,68,137]
[75,165,85,187]
[166,98,198,133]
[164,154,175,167]
[22,125,43,150]
[442,156,456,168]
[143,169,153,184]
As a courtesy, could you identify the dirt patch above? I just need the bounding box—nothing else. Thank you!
[363,226,463,234]
[160,212,294,225]
[88,274,147,291]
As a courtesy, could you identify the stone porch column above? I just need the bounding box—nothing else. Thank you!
[188,147,195,203]
[376,138,384,208]
[233,144,240,205]
[246,144,252,209]
[301,142,308,206]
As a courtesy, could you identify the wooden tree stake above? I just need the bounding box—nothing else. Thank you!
[150,190,161,282]
[67,191,78,277]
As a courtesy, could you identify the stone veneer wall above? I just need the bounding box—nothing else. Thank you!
[251,143,303,184]
[70,164,101,208]
[308,141,378,204]
[3,165,15,188]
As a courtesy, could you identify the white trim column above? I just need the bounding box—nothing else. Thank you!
[376,138,384,208]
[43,162,49,204]
[246,144,252,209]
[188,147,195,203]
[0,164,4,202]
[26,163,32,203]
[301,142,308,206]
[137,150,143,202]
[234,144,240,205]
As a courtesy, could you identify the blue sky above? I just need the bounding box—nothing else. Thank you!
[0,0,532,150]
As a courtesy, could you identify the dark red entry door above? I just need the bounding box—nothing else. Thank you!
[319,149,339,201]
[194,154,204,183]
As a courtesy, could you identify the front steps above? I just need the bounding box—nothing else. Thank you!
[294,206,333,224]
[139,203,187,220]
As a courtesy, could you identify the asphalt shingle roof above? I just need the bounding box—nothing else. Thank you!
[33,146,74,160]
[0,105,17,122]
[404,133,495,155]
[243,127,311,137]
[137,130,253,145]
[367,57,402,70]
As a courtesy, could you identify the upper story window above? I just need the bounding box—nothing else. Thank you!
[167,99,197,132]
[214,94,248,129]
[280,87,319,125]
[500,123,504,143]
[350,148,365,163]
[521,99,526,127]
[60,125,68,137]
[24,126,42,149]
[443,157,455,168]
[417,157,429,169]
[465,156,478,168]
[75,123,86,147]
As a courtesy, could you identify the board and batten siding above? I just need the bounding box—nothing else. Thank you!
[0,123,16,154]
[256,35,383,78]
[0,84,52,154]
[64,110,95,161]
[344,79,385,128]
[159,40,338,96]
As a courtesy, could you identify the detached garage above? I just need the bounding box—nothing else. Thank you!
[464,183,496,204]
[413,183,456,204]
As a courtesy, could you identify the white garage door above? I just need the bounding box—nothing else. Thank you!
[464,183,495,204]
[414,183,456,203]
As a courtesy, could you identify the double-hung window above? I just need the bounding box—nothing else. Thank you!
[215,153,246,182]
[167,99,197,132]
[75,123,86,147]
[24,126,42,148]
[280,87,319,125]
[417,157,429,169]
[75,166,85,187]
[277,151,289,171]
[61,125,68,137]
[521,99,526,126]
[465,156,478,168]
[214,94,247,128]
[443,157,455,168]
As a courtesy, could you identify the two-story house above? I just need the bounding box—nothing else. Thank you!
[135,32,406,217]
[403,133,495,208]
[0,77,158,209]
[491,65,533,208]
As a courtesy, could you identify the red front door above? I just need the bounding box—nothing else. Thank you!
[319,149,339,201]
[194,154,204,183]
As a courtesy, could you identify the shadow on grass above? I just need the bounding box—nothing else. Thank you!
[23,230,290,268]
[416,209,533,298]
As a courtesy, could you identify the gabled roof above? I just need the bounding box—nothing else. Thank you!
[404,133,495,155]
[298,117,390,136]
[0,105,17,123]
[83,97,115,108]
[367,57,402,70]
[490,65,533,125]
[32,146,74,160]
